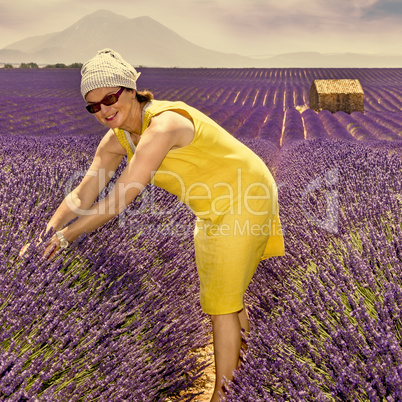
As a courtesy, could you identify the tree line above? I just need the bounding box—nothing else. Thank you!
[1,62,83,69]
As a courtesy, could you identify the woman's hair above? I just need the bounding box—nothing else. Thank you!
[136,90,154,102]
[125,87,154,102]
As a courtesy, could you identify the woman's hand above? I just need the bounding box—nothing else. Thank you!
[42,235,60,260]
[19,243,31,258]
[19,235,60,260]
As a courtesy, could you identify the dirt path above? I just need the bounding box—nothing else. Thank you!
[166,336,215,401]
[187,342,215,401]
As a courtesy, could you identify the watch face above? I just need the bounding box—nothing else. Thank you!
[56,232,69,249]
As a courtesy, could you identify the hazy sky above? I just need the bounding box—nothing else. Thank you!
[0,0,401,56]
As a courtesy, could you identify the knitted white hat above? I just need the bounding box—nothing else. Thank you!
[80,48,141,98]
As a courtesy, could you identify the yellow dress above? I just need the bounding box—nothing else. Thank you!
[114,100,285,315]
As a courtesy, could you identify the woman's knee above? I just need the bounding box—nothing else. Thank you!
[209,311,241,325]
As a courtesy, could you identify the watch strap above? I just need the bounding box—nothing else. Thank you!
[56,231,69,249]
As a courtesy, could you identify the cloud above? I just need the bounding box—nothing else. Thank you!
[363,0,402,19]
[0,4,33,28]
[213,0,379,27]
[199,0,402,54]
[211,0,402,29]
[0,0,400,55]
[0,1,75,30]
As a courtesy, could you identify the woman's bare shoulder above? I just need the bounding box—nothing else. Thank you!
[147,110,194,149]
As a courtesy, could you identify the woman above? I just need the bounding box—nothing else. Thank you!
[23,49,285,401]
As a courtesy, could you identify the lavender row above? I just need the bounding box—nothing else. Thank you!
[301,109,329,141]
[365,87,402,113]
[350,111,401,141]
[225,138,402,400]
[334,112,377,141]
[0,135,209,400]
[366,112,402,137]
[317,110,355,141]
[260,108,284,146]
[220,105,254,135]
[1,69,401,141]
[281,109,305,146]
[223,105,400,147]
[235,107,270,139]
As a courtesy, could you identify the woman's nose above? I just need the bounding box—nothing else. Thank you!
[100,103,111,114]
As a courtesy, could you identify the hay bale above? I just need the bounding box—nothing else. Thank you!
[309,79,364,114]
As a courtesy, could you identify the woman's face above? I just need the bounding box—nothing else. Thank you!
[85,87,136,129]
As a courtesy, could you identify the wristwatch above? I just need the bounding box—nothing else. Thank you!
[56,231,69,249]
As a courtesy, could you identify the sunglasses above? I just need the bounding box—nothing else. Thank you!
[86,87,125,114]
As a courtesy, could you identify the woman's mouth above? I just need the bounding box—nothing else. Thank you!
[105,112,118,121]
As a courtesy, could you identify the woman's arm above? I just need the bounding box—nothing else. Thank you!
[40,110,194,258]
[19,130,124,257]
[46,130,124,234]
[60,122,180,243]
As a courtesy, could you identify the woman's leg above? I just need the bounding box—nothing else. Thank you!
[238,306,250,334]
[237,306,250,362]
[209,305,250,401]
[210,312,242,401]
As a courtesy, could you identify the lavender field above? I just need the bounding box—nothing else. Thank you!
[1,67,402,401]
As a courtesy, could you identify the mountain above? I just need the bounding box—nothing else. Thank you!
[1,10,401,68]
[0,10,255,68]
